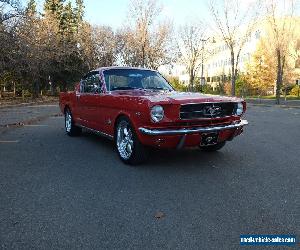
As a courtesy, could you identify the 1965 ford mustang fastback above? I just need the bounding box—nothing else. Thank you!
[59,66,248,165]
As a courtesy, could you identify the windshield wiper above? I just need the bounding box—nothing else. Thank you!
[111,87,136,90]
[112,86,172,92]
[146,87,172,91]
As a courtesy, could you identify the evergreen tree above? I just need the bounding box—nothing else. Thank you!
[25,0,37,17]
[44,0,65,20]
[74,0,84,25]
[60,2,76,37]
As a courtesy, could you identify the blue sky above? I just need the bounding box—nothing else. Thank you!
[23,0,300,29]
[84,0,209,29]
[29,0,210,29]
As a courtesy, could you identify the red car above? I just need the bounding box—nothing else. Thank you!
[59,67,248,165]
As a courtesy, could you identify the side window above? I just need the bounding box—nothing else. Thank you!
[81,72,103,94]
[92,73,103,94]
[85,75,94,93]
[80,74,91,93]
[80,79,85,93]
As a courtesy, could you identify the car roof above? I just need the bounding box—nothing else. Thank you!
[94,66,157,73]
[83,66,159,79]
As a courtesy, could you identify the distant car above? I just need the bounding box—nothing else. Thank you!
[59,66,248,165]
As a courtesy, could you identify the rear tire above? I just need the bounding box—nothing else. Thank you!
[65,108,82,136]
[199,141,226,152]
[115,117,148,165]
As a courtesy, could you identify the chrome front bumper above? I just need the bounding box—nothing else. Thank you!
[139,119,249,136]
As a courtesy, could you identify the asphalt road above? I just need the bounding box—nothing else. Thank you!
[0,104,299,249]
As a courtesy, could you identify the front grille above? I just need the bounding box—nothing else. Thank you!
[180,102,235,120]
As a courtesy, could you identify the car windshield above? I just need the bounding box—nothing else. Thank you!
[103,69,174,92]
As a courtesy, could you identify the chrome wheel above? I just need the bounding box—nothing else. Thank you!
[116,120,134,160]
[65,110,72,133]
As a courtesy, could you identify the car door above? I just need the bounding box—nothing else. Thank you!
[74,73,92,127]
[71,81,83,125]
[80,71,105,131]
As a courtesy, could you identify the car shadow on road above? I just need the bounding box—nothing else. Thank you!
[81,130,114,147]
[81,130,231,170]
[145,147,229,169]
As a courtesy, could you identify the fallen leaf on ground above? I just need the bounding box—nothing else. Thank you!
[155,211,165,219]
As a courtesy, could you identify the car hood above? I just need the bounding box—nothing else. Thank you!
[112,90,243,105]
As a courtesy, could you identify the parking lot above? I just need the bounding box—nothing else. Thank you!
[0,104,299,249]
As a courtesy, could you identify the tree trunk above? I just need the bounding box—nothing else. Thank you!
[231,51,236,96]
[61,81,67,92]
[189,70,194,92]
[284,87,287,101]
[13,81,16,98]
[275,49,282,105]
[32,81,39,99]
[231,71,236,96]
[141,43,146,67]
[51,82,56,96]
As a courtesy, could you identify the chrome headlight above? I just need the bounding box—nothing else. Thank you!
[236,102,244,116]
[150,105,164,122]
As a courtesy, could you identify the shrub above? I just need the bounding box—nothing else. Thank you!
[166,76,187,91]
[290,85,300,96]
[224,82,232,96]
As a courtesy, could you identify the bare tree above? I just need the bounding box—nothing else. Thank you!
[118,0,172,69]
[92,25,117,67]
[0,0,22,23]
[0,0,121,98]
[177,22,207,91]
[0,0,23,98]
[265,0,298,104]
[209,0,261,96]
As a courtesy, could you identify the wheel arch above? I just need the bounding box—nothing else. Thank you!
[114,113,130,133]
[64,104,71,114]
[113,112,148,165]
[113,112,139,139]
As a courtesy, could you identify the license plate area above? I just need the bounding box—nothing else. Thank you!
[200,132,219,146]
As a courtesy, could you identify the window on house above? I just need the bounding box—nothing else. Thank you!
[255,30,261,39]
[295,57,300,68]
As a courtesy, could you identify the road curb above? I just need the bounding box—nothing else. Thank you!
[0,100,59,109]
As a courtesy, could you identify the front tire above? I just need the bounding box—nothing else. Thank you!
[199,141,226,152]
[115,117,148,165]
[65,108,82,136]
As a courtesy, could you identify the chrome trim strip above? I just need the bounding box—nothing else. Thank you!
[179,115,233,120]
[180,110,205,113]
[139,120,249,136]
[77,124,114,140]
[179,101,241,106]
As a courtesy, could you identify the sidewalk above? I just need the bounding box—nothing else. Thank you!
[0,97,59,109]
[246,98,300,108]
[0,103,61,135]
